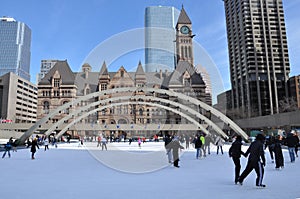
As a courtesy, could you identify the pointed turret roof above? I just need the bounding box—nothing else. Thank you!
[99,61,109,76]
[177,5,191,25]
[136,61,145,75]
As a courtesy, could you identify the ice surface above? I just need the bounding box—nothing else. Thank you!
[1,141,299,199]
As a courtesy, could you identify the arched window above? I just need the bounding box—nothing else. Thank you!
[62,101,69,114]
[139,108,143,116]
[43,101,50,114]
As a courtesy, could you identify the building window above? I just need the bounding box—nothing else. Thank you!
[101,84,107,91]
[43,101,50,114]
[120,71,124,78]
[54,78,60,87]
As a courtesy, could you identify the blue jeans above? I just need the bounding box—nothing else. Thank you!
[196,148,201,159]
[288,147,295,162]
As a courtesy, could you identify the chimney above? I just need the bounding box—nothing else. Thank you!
[160,70,162,79]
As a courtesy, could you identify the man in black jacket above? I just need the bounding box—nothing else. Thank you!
[229,135,245,184]
[238,134,266,187]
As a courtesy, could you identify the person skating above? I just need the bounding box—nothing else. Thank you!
[215,135,224,155]
[194,135,202,159]
[169,136,184,168]
[164,133,173,164]
[30,137,40,159]
[285,131,298,163]
[265,133,275,163]
[229,135,245,184]
[238,134,266,187]
[274,135,284,170]
[44,138,49,151]
[101,136,107,150]
[2,141,12,158]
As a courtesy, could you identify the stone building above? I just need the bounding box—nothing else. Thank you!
[37,7,210,138]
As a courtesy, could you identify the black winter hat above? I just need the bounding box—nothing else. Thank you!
[256,134,265,141]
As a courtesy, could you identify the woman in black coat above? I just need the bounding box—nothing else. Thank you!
[31,137,39,159]
[229,135,245,184]
[274,135,284,169]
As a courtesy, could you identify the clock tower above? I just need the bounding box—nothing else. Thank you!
[175,6,194,67]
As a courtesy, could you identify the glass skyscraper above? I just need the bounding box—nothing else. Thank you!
[0,17,31,81]
[145,6,180,72]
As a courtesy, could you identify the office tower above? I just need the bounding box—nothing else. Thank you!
[145,6,180,72]
[0,72,37,123]
[0,17,31,81]
[37,60,62,83]
[224,0,290,118]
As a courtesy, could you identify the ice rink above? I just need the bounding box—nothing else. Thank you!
[1,141,299,199]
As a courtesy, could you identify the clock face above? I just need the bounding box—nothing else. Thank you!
[180,26,190,34]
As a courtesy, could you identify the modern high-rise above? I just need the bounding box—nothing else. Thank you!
[145,6,180,72]
[223,0,290,118]
[0,17,31,81]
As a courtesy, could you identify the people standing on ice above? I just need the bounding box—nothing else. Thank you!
[199,134,206,157]
[169,136,184,168]
[2,141,12,158]
[101,136,107,151]
[44,138,49,151]
[293,131,299,158]
[284,130,298,163]
[9,137,17,152]
[265,133,275,163]
[30,136,40,160]
[164,133,173,163]
[237,133,266,187]
[138,137,142,148]
[97,135,102,147]
[229,135,245,184]
[194,135,202,159]
[274,135,284,169]
[215,135,224,155]
[184,134,190,149]
[204,134,212,155]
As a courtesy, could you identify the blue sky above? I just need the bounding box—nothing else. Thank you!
[1,0,299,98]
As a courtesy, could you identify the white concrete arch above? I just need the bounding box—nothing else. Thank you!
[18,87,248,144]
[41,94,228,139]
[54,101,211,139]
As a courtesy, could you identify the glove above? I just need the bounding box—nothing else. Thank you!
[262,162,266,167]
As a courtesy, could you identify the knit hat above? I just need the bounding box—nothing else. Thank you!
[256,134,265,141]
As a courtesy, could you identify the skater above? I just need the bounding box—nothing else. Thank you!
[101,136,107,151]
[9,137,17,152]
[229,135,245,184]
[30,137,40,159]
[274,135,284,169]
[164,133,173,163]
[215,135,224,155]
[138,137,142,148]
[44,138,49,151]
[265,133,275,163]
[194,135,202,159]
[293,132,299,158]
[2,141,12,158]
[238,133,266,187]
[97,135,102,147]
[169,136,184,168]
[204,134,213,155]
[199,134,206,157]
[284,131,298,163]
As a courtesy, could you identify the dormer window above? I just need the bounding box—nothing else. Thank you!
[54,78,60,87]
